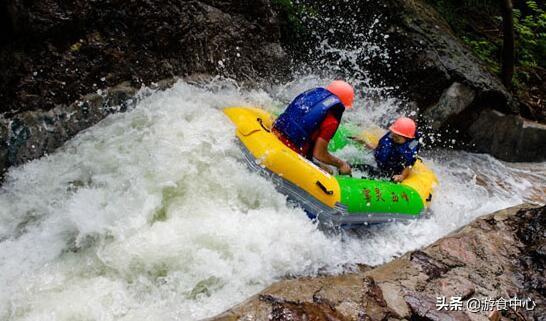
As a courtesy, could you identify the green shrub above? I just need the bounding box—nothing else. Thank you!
[513,1,546,69]
[462,36,500,73]
[428,0,546,87]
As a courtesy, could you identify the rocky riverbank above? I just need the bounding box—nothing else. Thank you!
[206,205,545,321]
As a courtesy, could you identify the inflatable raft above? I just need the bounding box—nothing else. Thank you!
[224,107,438,227]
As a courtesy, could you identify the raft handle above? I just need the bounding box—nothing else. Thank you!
[257,118,271,133]
[426,193,432,202]
[316,180,334,195]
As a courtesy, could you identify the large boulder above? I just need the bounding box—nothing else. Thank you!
[382,0,511,113]
[468,109,546,162]
[424,82,477,130]
[205,205,546,321]
[0,81,138,171]
[0,0,287,115]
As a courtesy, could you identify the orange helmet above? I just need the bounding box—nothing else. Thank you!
[326,80,354,109]
[389,117,416,138]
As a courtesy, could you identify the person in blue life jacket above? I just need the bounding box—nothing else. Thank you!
[272,80,355,175]
[353,117,420,182]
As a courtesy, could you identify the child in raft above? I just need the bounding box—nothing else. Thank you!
[352,117,420,182]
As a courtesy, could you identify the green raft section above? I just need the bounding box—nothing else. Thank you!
[336,176,424,216]
[328,125,425,217]
[328,124,358,151]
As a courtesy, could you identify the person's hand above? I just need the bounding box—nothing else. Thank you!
[339,161,352,175]
[364,141,376,150]
[349,136,377,150]
[392,174,404,182]
[349,136,366,144]
[318,163,333,175]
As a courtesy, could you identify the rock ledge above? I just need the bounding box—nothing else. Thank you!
[205,205,545,321]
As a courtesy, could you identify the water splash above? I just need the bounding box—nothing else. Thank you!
[0,81,366,321]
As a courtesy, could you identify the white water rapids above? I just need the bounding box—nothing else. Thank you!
[0,78,545,321]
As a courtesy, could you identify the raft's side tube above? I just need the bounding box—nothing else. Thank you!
[337,176,424,217]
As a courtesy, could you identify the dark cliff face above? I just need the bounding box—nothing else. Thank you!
[0,0,287,116]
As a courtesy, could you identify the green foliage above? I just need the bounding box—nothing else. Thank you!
[513,1,546,69]
[428,0,546,87]
[462,36,500,73]
[272,0,300,25]
[271,0,310,47]
[271,0,322,59]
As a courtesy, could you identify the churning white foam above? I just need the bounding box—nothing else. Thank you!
[0,80,544,321]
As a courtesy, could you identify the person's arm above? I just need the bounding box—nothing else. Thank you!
[392,167,411,182]
[313,138,351,174]
[393,140,419,182]
[349,136,376,149]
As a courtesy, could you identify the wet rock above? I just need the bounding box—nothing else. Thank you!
[292,0,510,110]
[404,290,471,321]
[425,82,477,130]
[359,277,389,321]
[262,295,349,321]
[437,235,480,266]
[377,282,410,319]
[468,109,546,162]
[513,207,546,313]
[0,81,138,174]
[0,0,287,115]
[0,122,7,177]
[205,205,546,321]
[434,275,476,301]
[409,250,449,280]
[386,1,509,112]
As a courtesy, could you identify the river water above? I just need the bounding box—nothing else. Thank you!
[0,78,544,321]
